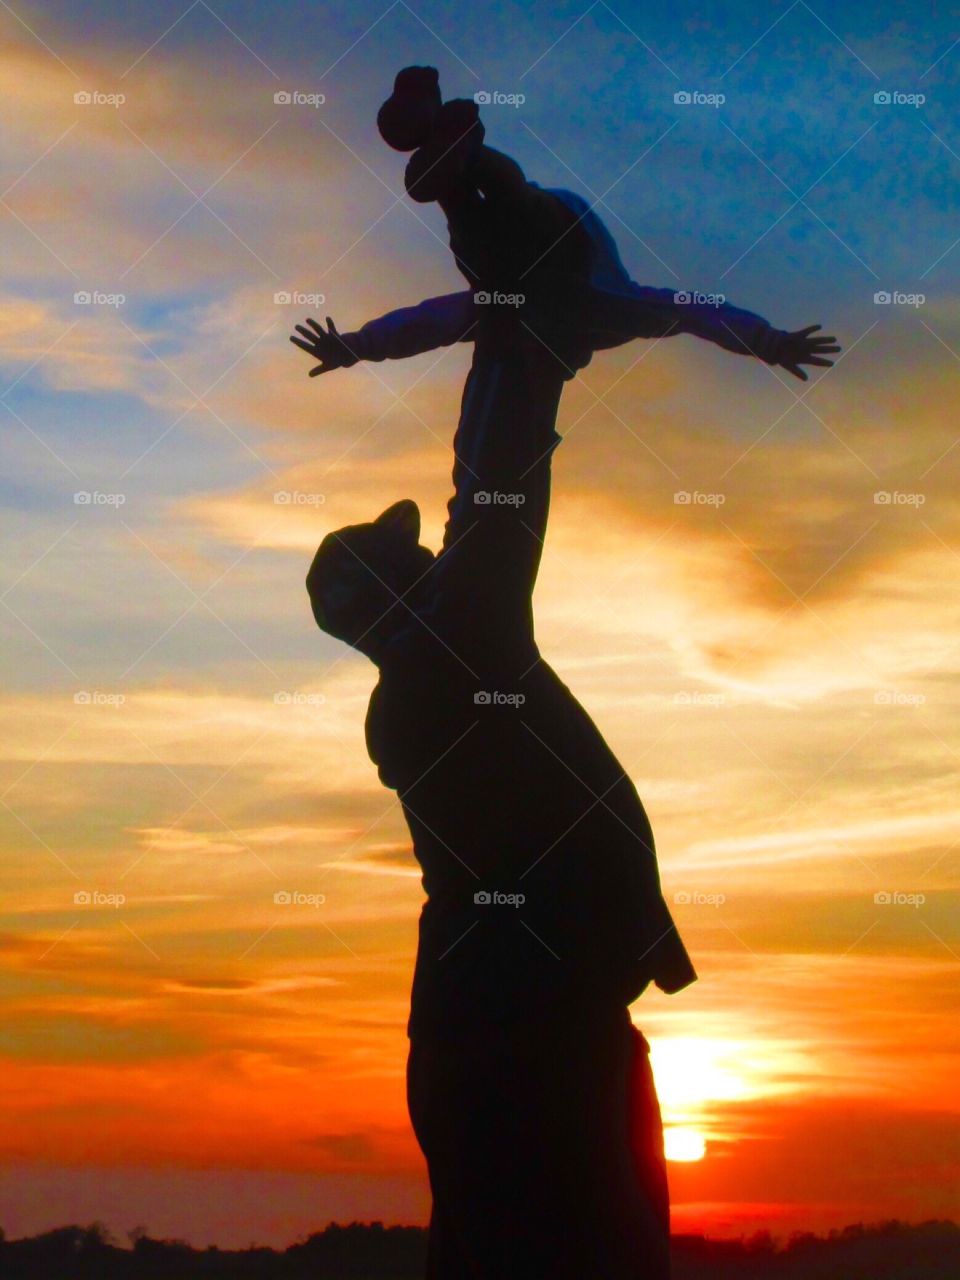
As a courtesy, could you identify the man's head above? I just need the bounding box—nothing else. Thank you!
[306,500,435,659]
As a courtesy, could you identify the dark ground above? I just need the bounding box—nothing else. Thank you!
[0,1219,957,1278]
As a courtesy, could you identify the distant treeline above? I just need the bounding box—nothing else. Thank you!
[0,1218,957,1278]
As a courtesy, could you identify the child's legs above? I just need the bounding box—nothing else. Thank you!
[439,154,589,292]
[436,181,488,289]
[470,145,530,203]
[473,148,587,268]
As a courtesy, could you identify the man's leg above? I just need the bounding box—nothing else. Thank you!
[407,1006,672,1280]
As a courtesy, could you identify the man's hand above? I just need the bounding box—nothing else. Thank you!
[289,316,358,376]
[775,324,841,381]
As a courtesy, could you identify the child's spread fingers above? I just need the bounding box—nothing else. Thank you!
[290,335,318,354]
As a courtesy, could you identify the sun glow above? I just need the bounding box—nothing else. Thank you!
[664,1127,707,1162]
[648,1037,755,1113]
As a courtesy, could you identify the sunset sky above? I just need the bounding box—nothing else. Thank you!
[1,0,958,1249]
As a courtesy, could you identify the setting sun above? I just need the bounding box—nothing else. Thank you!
[664,1127,707,1163]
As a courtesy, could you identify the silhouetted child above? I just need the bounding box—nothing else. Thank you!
[292,65,839,382]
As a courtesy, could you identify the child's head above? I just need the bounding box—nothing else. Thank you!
[377,66,442,151]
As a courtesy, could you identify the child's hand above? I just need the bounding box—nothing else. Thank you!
[775,325,841,381]
[289,316,358,376]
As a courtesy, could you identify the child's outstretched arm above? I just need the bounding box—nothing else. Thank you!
[290,292,477,376]
[583,283,840,381]
[767,325,840,381]
[639,288,839,380]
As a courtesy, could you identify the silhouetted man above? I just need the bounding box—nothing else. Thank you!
[306,290,697,1274]
[300,64,726,1278]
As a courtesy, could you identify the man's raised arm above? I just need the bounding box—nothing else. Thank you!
[427,311,568,664]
